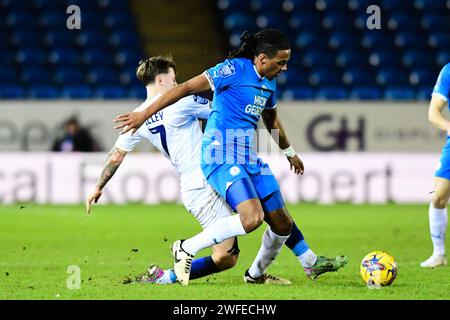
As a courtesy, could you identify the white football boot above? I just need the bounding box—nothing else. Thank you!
[420,255,447,268]
[171,240,194,286]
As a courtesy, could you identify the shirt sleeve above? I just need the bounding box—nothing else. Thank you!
[114,128,144,152]
[177,95,212,119]
[203,59,240,92]
[432,63,450,102]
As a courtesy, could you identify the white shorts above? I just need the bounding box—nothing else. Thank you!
[181,183,233,229]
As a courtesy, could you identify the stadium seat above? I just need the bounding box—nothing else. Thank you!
[376,69,409,86]
[316,87,349,100]
[421,13,450,30]
[384,87,416,100]
[409,69,436,86]
[53,68,86,85]
[349,86,382,100]
[323,14,355,31]
[416,86,434,100]
[6,12,38,28]
[61,85,93,99]
[402,51,434,69]
[250,0,284,14]
[428,33,450,48]
[281,87,315,100]
[109,31,141,48]
[436,52,450,67]
[395,32,428,51]
[343,69,376,86]
[276,69,309,86]
[0,85,26,99]
[21,68,53,85]
[76,32,110,48]
[382,0,415,12]
[309,69,342,86]
[28,85,60,99]
[39,10,68,28]
[361,32,395,50]
[43,30,76,48]
[369,51,402,68]
[115,50,143,68]
[10,30,42,47]
[119,69,142,86]
[82,49,116,68]
[315,0,349,13]
[289,14,323,32]
[295,33,328,51]
[104,13,134,30]
[87,68,120,86]
[329,33,361,51]
[388,13,422,31]
[216,0,250,13]
[0,68,17,84]
[48,49,81,66]
[281,0,317,14]
[15,48,47,65]
[98,0,130,11]
[302,51,336,69]
[255,14,287,30]
[414,0,449,12]
[223,13,255,32]
[95,86,127,99]
[128,85,147,99]
[336,50,369,69]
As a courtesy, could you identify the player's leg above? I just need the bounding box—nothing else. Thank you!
[421,176,449,267]
[171,167,265,285]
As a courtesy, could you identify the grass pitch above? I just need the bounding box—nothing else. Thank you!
[0,203,449,300]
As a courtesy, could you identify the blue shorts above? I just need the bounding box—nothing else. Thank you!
[206,161,282,212]
[435,140,450,180]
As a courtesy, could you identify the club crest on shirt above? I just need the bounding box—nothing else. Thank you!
[229,166,241,176]
[193,95,209,105]
[218,64,235,77]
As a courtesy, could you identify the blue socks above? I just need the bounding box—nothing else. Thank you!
[168,255,218,282]
[285,222,310,256]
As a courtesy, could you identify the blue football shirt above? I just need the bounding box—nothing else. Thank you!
[433,62,450,102]
[201,57,277,177]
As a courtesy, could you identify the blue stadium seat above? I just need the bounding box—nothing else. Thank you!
[80,12,105,28]
[384,87,416,100]
[95,86,127,99]
[119,69,141,86]
[416,86,434,100]
[276,69,309,86]
[54,68,86,85]
[349,86,382,100]
[329,33,361,50]
[224,13,255,32]
[115,50,143,68]
[21,68,53,85]
[369,51,402,68]
[0,68,17,84]
[250,0,284,14]
[87,69,120,86]
[104,13,134,30]
[281,87,315,100]
[388,13,422,31]
[376,69,409,86]
[382,0,415,12]
[4,0,37,10]
[428,33,450,48]
[10,30,42,47]
[323,14,355,31]
[414,0,449,12]
[295,33,328,50]
[39,10,67,28]
[6,12,38,28]
[437,51,450,67]
[48,49,81,66]
[43,30,76,48]
[63,0,98,9]
[109,31,140,48]
[28,85,60,99]
[362,32,395,50]
[128,85,146,99]
[34,0,65,10]
[289,14,323,32]
[316,87,349,100]
[98,0,130,11]
[343,68,376,86]
[0,51,16,65]
[0,85,27,99]
[315,0,349,12]
[217,0,250,13]
[395,32,428,50]
[402,51,434,69]
[61,85,93,99]
[309,69,342,86]
[255,14,287,29]
[76,32,110,48]
[349,0,378,12]
[421,13,450,30]
[15,48,47,65]
[302,51,336,69]
[82,49,116,67]
[336,50,369,68]
[281,0,317,14]
[409,69,437,86]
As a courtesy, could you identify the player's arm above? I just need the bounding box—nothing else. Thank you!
[114,74,211,134]
[261,108,304,175]
[428,95,449,133]
[86,147,127,213]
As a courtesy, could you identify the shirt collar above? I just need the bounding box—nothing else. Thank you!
[253,64,264,80]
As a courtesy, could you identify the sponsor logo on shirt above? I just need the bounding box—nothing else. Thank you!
[193,95,209,105]
[244,95,268,116]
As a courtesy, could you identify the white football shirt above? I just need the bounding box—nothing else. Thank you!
[115,94,212,192]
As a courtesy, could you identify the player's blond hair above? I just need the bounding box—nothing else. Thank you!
[136,55,177,85]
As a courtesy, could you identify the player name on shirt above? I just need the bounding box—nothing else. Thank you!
[144,111,164,125]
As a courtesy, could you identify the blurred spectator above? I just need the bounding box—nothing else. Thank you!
[52,117,101,152]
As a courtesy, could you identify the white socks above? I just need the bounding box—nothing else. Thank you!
[248,227,289,278]
[182,214,246,256]
[429,203,448,257]
[298,249,318,268]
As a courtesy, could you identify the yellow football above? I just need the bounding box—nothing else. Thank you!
[360,250,398,287]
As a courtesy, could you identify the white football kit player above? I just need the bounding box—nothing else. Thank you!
[114,94,232,228]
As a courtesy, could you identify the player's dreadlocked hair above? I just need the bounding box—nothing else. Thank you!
[136,55,177,85]
[227,29,290,60]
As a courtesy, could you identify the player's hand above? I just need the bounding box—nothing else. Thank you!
[287,154,304,175]
[113,111,147,135]
[86,187,102,214]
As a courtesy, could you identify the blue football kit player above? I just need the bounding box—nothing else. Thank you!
[115,29,347,285]
[422,62,450,268]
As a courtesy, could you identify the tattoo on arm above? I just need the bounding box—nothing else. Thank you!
[96,147,126,190]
